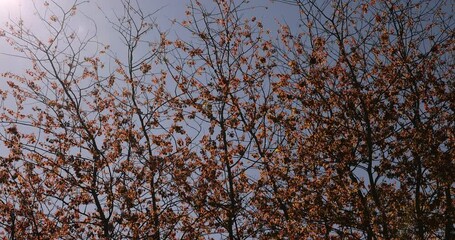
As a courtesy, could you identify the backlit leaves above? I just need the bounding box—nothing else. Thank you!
[0,0,453,239]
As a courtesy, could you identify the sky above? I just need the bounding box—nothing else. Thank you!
[0,0,300,73]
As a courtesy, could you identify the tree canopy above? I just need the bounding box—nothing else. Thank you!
[0,0,453,239]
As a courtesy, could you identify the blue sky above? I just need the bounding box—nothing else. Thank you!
[0,0,300,69]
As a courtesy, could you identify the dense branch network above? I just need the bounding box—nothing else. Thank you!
[0,0,453,239]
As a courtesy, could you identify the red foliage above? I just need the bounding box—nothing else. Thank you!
[0,0,453,239]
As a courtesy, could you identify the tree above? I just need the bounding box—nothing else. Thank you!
[0,0,183,238]
[0,0,453,239]
[268,0,454,238]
